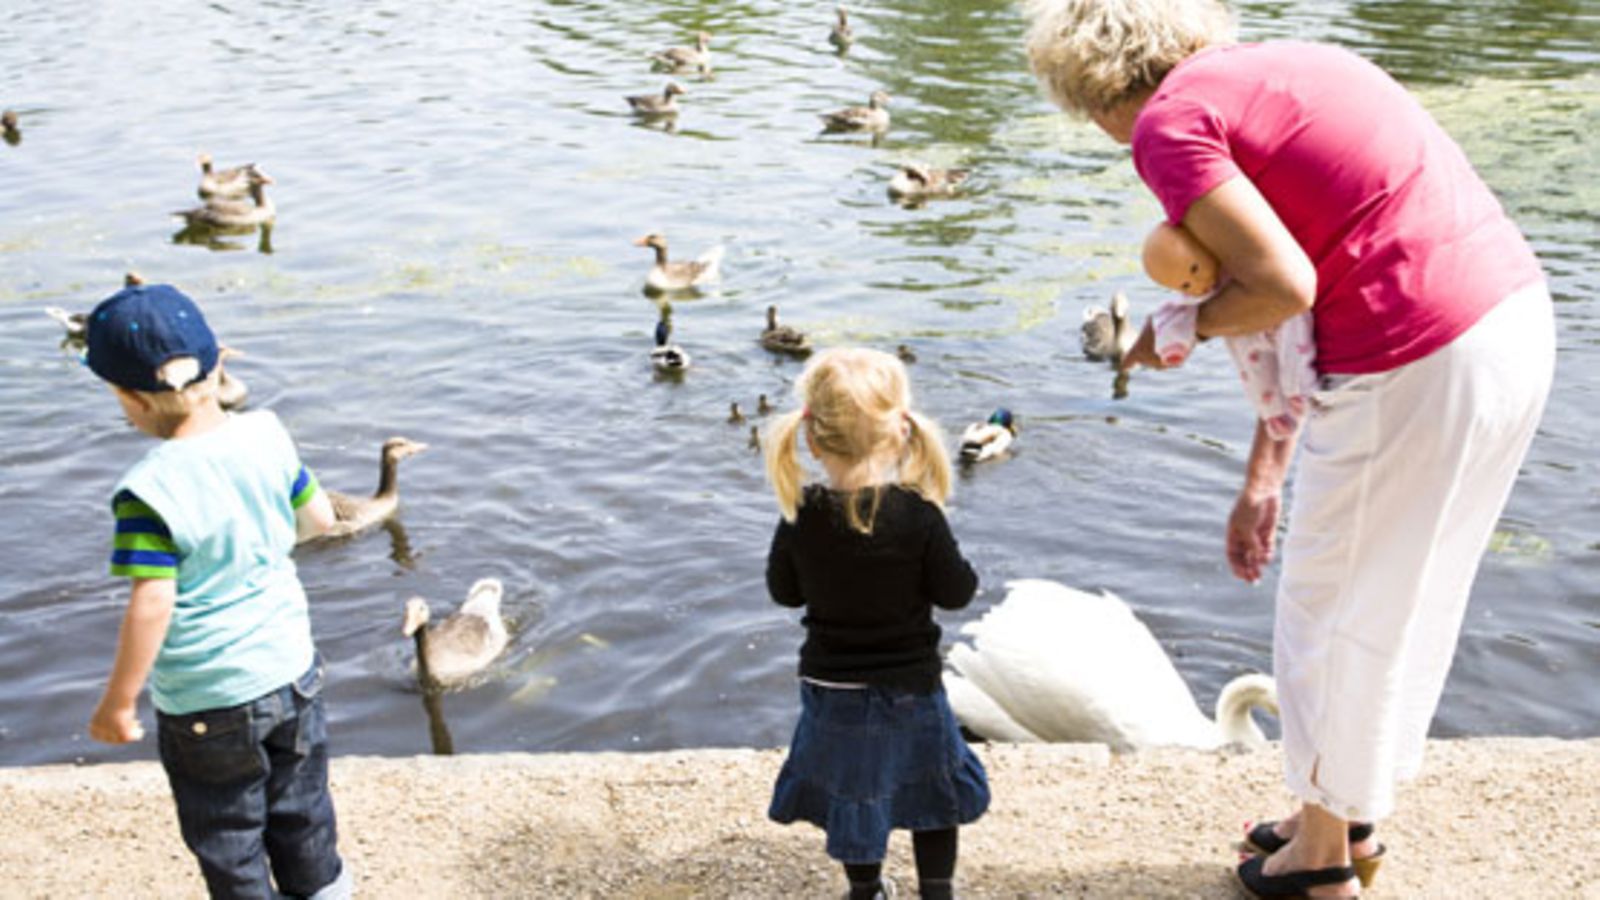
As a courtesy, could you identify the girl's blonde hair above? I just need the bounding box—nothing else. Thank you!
[763,347,952,533]
[1024,0,1235,118]
[131,357,220,436]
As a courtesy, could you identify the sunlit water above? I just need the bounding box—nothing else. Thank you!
[1,0,1596,766]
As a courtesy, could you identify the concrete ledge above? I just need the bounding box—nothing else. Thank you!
[2,739,1596,897]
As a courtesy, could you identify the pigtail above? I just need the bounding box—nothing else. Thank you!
[900,408,953,507]
[763,409,808,522]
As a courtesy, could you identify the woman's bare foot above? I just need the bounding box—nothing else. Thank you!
[1257,810,1381,860]
[1260,805,1360,897]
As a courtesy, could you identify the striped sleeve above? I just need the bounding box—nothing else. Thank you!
[110,489,179,579]
[290,465,320,509]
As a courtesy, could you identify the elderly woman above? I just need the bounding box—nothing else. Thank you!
[1023,1,1554,897]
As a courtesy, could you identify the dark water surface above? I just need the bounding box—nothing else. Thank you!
[2,0,1596,765]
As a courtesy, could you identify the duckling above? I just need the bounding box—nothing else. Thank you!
[1081,290,1135,364]
[216,345,249,410]
[635,233,723,294]
[748,425,761,451]
[728,401,746,424]
[888,164,970,201]
[196,154,268,201]
[757,393,774,415]
[760,304,812,357]
[650,31,712,74]
[626,82,687,118]
[175,169,275,229]
[2,109,19,146]
[402,578,510,690]
[820,90,890,133]
[124,271,145,287]
[45,306,87,341]
[651,318,691,372]
[306,437,429,542]
[828,7,854,50]
[896,344,918,364]
[960,408,1018,463]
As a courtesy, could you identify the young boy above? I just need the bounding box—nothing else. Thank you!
[84,281,351,899]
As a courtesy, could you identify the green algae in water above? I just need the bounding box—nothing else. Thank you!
[1487,529,1554,563]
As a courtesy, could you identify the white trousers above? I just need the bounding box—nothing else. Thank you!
[1275,281,1554,822]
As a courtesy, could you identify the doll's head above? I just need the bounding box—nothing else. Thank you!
[1142,222,1220,297]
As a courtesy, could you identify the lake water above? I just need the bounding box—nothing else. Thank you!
[1,0,1596,766]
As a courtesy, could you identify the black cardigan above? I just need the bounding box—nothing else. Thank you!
[766,484,978,693]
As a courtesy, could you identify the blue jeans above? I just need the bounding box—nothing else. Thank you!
[157,655,347,900]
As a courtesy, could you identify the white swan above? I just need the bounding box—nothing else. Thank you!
[944,579,1278,752]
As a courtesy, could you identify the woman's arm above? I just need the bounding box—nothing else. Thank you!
[1122,174,1316,368]
[1227,419,1298,584]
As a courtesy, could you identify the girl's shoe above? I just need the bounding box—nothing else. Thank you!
[1244,820,1384,888]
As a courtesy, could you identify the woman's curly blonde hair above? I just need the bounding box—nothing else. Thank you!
[1024,0,1235,118]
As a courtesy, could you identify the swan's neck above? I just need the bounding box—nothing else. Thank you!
[1214,674,1276,746]
[249,181,267,207]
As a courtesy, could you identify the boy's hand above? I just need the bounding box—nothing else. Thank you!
[89,698,146,744]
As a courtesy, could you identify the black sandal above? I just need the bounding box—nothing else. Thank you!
[1237,855,1358,898]
[1245,821,1373,854]
[1245,821,1384,887]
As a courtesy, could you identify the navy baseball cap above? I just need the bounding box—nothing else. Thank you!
[85,284,219,392]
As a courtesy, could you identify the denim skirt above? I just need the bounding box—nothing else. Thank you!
[768,681,990,863]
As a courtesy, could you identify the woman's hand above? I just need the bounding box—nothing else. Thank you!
[88,697,146,744]
[1227,487,1281,584]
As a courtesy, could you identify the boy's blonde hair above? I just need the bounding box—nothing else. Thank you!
[1024,0,1235,118]
[128,357,221,437]
[763,347,952,533]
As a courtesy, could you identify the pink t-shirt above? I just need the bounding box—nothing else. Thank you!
[1132,42,1542,374]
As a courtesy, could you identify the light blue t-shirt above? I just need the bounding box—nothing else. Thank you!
[111,410,319,715]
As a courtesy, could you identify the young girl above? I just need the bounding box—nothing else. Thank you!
[763,347,988,900]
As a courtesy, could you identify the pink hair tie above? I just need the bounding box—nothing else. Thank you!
[801,405,811,420]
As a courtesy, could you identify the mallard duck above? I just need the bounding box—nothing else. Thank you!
[196,154,268,201]
[175,169,275,229]
[306,437,429,542]
[943,579,1279,750]
[2,109,19,145]
[895,344,918,364]
[402,578,510,690]
[888,164,970,201]
[828,7,854,50]
[651,318,691,372]
[757,393,774,415]
[959,408,1017,463]
[216,345,248,410]
[1081,290,1135,364]
[634,233,723,293]
[820,90,890,133]
[727,401,746,424]
[759,305,811,357]
[625,82,686,117]
[650,31,712,73]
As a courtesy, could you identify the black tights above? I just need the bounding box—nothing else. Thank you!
[843,827,958,900]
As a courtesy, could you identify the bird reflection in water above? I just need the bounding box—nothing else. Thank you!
[382,519,419,570]
[172,220,274,254]
[419,684,455,756]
